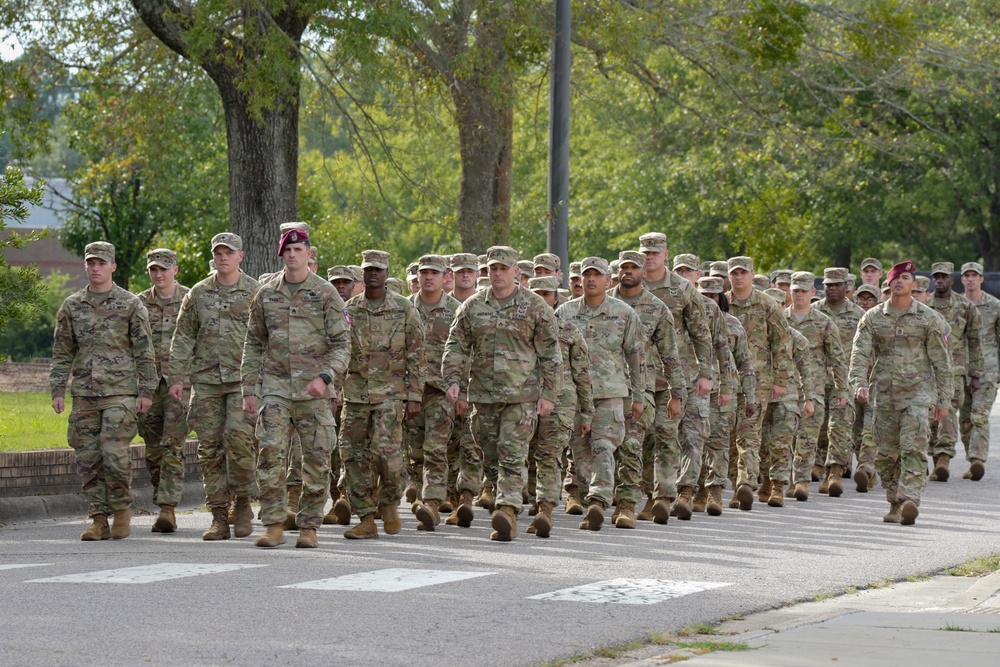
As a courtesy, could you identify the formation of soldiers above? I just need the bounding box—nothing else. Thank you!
[50,227,999,545]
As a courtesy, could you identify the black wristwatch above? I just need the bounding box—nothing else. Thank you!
[319,373,332,386]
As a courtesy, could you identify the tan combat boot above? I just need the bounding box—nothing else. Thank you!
[477,486,496,511]
[674,487,694,521]
[579,501,605,531]
[233,496,254,537]
[883,502,902,523]
[564,486,584,515]
[692,487,709,513]
[344,514,378,539]
[81,514,110,541]
[256,523,286,547]
[931,454,951,482]
[757,478,772,504]
[380,503,402,534]
[735,483,754,511]
[152,505,177,533]
[446,490,475,527]
[811,464,824,482]
[440,492,456,514]
[651,497,671,525]
[415,499,441,532]
[827,464,845,497]
[768,481,785,507]
[706,486,723,516]
[202,507,231,541]
[854,469,870,493]
[405,481,419,504]
[900,500,919,525]
[295,527,318,548]
[614,501,637,529]
[489,505,518,541]
[793,481,809,501]
[282,484,303,530]
[966,459,985,481]
[818,468,831,494]
[529,502,554,538]
[332,496,352,525]
[637,495,655,521]
[111,509,132,540]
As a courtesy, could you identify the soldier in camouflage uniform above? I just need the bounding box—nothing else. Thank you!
[443,246,562,542]
[859,258,883,289]
[168,232,260,541]
[533,253,569,307]
[725,256,793,511]
[850,261,951,525]
[785,272,848,500]
[556,257,645,532]
[51,241,157,541]
[928,261,985,482]
[959,262,999,480]
[569,262,584,299]
[322,265,357,524]
[609,251,683,527]
[339,250,425,539]
[242,228,351,548]
[852,283,881,482]
[135,248,190,533]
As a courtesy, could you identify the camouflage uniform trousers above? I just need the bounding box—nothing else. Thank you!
[569,397,626,507]
[961,380,997,462]
[732,390,768,489]
[760,401,798,483]
[677,392,710,488]
[816,386,856,468]
[853,398,877,479]
[454,413,484,495]
[617,394,655,504]
[471,401,538,510]
[792,400,825,484]
[188,382,257,509]
[564,424,587,495]
[402,387,455,502]
[256,396,336,528]
[700,394,736,489]
[340,401,405,518]
[874,405,929,506]
[930,376,964,458]
[68,395,137,517]
[137,378,189,507]
[530,405,574,504]
[642,389,685,500]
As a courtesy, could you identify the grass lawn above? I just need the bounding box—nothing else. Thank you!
[0,392,143,452]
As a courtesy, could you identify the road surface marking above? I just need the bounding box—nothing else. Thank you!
[280,567,495,592]
[26,563,267,584]
[528,578,731,604]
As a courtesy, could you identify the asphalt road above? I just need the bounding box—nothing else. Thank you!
[2,403,999,667]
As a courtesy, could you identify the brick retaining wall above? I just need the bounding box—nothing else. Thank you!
[0,362,51,393]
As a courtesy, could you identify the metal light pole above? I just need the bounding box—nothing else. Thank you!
[548,0,571,287]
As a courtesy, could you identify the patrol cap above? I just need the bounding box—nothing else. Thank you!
[360,249,390,270]
[697,276,723,294]
[609,260,620,274]
[764,288,787,302]
[580,256,611,275]
[672,253,700,271]
[279,221,310,233]
[327,265,354,281]
[476,276,491,289]
[146,248,177,269]
[931,261,954,276]
[85,241,115,263]
[487,246,518,267]
[752,275,770,289]
[860,258,882,271]
[790,271,815,291]
[517,259,535,274]
[773,270,793,285]
[528,276,560,292]
[914,276,930,292]
[881,280,890,293]
[822,267,848,284]
[477,254,488,270]
[709,261,728,278]
[638,232,667,253]
[699,261,712,273]
[385,277,404,294]
[728,256,754,273]
[211,232,242,252]
[855,284,880,298]
[418,254,448,273]
[450,253,478,271]
[961,262,984,276]
[348,265,363,282]
[847,272,857,284]
[618,250,646,268]
[533,253,560,272]
[569,261,582,278]
[887,260,918,284]
[406,262,419,277]
[278,228,308,256]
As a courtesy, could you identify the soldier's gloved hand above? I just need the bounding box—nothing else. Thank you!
[745,402,755,418]
[770,384,786,400]
[695,377,712,397]
[406,400,421,420]
[243,396,257,414]
[718,393,732,408]
[855,387,869,404]
[804,399,815,419]
[52,397,64,414]
[537,398,554,417]
[631,401,645,420]
[456,399,468,416]
[969,377,981,393]
[666,397,681,420]
[137,398,152,414]
[168,384,184,401]
[305,377,327,397]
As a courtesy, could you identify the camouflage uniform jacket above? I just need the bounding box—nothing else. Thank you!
[609,285,685,399]
[928,292,985,378]
[645,271,713,385]
[556,295,646,403]
[723,312,756,402]
[556,318,595,428]
[343,290,425,404]
[725,288,793,395]
[969,291,1000,383]
[849,298,952,411]
[410,291,461,392]
[137,284,190,382]
[241,271,351,401]
[50,285,157,400]
[785,306,847,402]
[781,327,818,408]
[704,296,736,396]
[168,271,260,387]
[813,297,864,383]
[442,285,561,404]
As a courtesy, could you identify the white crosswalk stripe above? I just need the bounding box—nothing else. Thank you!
[26,562,267,584]
[527,578,732,604]
[279,567,495,592]
[0,564,50,571]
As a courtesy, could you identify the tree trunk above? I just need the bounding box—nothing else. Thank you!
[833,244,851,272]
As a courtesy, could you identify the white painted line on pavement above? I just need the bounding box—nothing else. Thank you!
[280,567,495,592]
[26,563,267,584]
[527,578,732,605]
[0,564,51,571]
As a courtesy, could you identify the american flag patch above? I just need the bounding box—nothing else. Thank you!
[343,308,352,326]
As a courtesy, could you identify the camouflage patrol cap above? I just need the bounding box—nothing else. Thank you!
[618,250,646,268]
[790,271,815,291]
[847,272,857,283]
[881,280,890,293]
[487,246,518,267]
[752,275,770,289]
[961,261,984,276]
[638,232,667,253]
[709,261,728,278]
[418,254,448,273]
[85,241,115,263]
[569,261,582,278]
[727,256,754,273]
[860,258,882,271]
[406,262,419,277]
[764,288,787,302]
[279,221,310,233]
[609,260,620,274]
[361,249,390,270]
[517,259,535,274]
[386,277,405,294]
[581,256,611,275]
[773,269,793,285]
[477,254,488,270]
[672,253,700,271]
[855,284,880,298]
[476,276,491,289]
[822,267,849,284]
[914,276,930,292]
[699,261,712,273]
[146,248,177,269]
[931,261,954,276]
[327,265,354,281]
[348,265,363,282]
[528,276,560,292]
[211,232,242,252]
[697,276,724,294]
[450,253,478,271]
[533,253,560,272]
